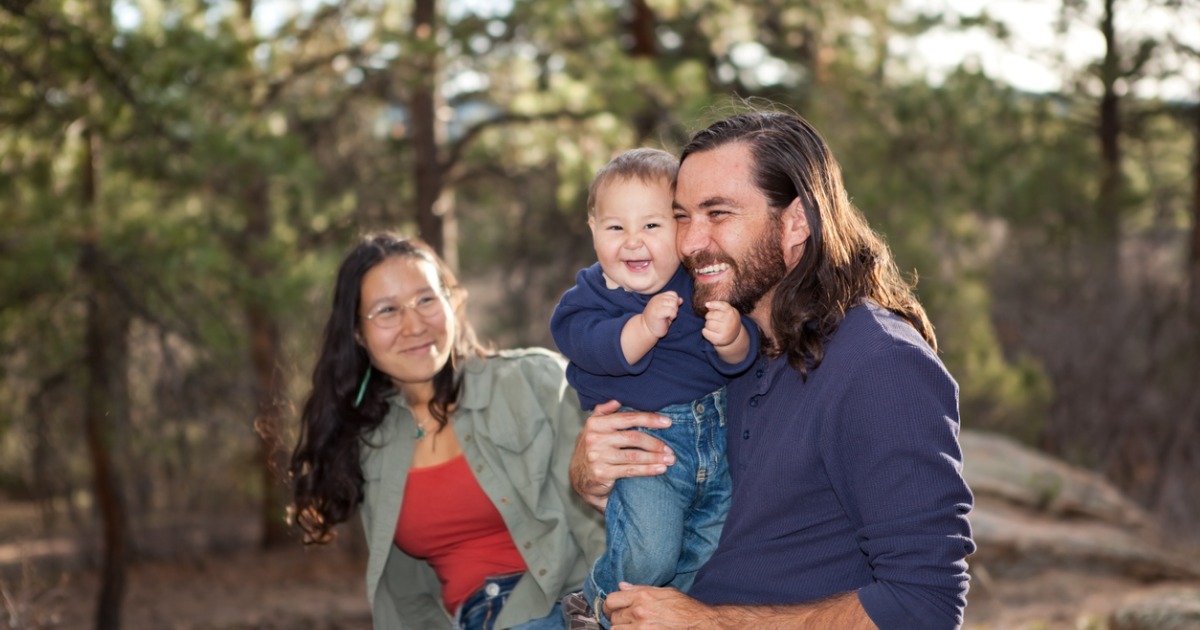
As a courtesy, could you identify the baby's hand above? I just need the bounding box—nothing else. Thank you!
[702,301,743,348]
[641,291,681,339]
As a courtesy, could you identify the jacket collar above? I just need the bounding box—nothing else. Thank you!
[383,353,491,412]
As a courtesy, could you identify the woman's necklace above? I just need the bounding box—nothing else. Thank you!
[415,420,431,439]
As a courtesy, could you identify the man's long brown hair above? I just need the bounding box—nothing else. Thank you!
[680,110,936,378]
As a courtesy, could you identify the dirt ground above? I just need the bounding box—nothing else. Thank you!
[3,545,370,630]
[4,543,1194,630]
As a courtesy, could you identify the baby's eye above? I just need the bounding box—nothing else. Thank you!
[645,222,660,229]
[606,225,623,231]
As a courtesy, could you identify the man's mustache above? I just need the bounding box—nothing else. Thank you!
[682,253,737,275]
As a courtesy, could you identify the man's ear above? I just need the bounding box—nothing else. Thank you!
[781,197,811,264]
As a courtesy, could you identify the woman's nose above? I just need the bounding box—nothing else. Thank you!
[396,307,426,334]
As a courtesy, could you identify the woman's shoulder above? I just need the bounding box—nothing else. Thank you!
[459,349,582,425]
[461,348,569,399]
[498,346,568,365]
[470,347,568,371]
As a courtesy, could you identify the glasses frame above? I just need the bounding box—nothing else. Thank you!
[360,291,449,329]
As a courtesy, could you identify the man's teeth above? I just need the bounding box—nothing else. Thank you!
[697,263,730,275]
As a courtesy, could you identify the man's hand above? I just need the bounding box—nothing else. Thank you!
[569,400,675,512]
[606,584,718,629]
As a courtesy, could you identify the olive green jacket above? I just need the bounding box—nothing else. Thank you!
[360,348,605,629]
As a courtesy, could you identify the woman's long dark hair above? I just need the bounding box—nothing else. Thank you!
[680,110,936,379]
[289,232,491,544]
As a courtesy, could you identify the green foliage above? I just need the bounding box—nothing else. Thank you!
[0,0,1196,543]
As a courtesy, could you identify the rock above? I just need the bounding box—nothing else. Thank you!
[961,430,1200,581]
[1110,587,1200,629]
[962,431,1150,528]
[969,497,1198,580]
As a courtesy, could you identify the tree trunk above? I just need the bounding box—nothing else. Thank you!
[241,176,291,549]
[628,0,661,142]
[249,304,289,547]
[629,0,657,58]
[1190,99,1200,315]
[80,126,131,630]
[1096,0,1122,272]
[411,0,446,257]
[228,0,289,548]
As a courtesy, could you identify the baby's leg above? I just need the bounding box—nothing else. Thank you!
[583,405,697,626]
[670,388,732,592]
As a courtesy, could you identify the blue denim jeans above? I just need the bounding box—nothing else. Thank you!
[583,388,731,626]
[454,572,566,630]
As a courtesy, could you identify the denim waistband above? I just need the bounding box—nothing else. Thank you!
[454,572,525,630]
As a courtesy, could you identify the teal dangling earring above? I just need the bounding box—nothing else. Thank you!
[353,365,373,408]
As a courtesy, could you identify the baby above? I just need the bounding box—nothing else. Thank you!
[550,147,758,628]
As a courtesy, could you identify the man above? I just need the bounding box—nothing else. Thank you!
[569,109,975,629]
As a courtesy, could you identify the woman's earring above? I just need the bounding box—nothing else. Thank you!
[353,365,373,408]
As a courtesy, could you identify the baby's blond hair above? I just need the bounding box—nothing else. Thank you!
[587,148,679,218]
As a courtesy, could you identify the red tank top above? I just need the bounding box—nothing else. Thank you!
[394,454,527,613]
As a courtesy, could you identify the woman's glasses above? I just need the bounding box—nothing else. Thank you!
[361,293,446,329]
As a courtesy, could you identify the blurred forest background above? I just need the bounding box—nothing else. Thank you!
[1,0,1199,627]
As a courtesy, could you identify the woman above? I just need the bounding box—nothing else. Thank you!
[290,232,604,630]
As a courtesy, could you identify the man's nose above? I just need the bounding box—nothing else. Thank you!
[677,221,708,257]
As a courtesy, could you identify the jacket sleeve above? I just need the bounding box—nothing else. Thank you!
[528,352,607,559]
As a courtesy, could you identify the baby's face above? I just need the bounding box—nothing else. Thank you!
[589,178,680,295]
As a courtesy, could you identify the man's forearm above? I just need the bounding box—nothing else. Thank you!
[700,593,876,630]
[609,587,878,630]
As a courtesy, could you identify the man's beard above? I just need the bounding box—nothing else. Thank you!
[684,228,787,316]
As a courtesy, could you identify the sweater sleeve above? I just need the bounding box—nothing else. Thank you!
[825,342,975,630]
[550,275,649,377]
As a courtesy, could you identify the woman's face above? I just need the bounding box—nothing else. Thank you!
[355,255,457,402]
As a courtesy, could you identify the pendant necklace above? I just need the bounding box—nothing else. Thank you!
[415,420,431,439]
